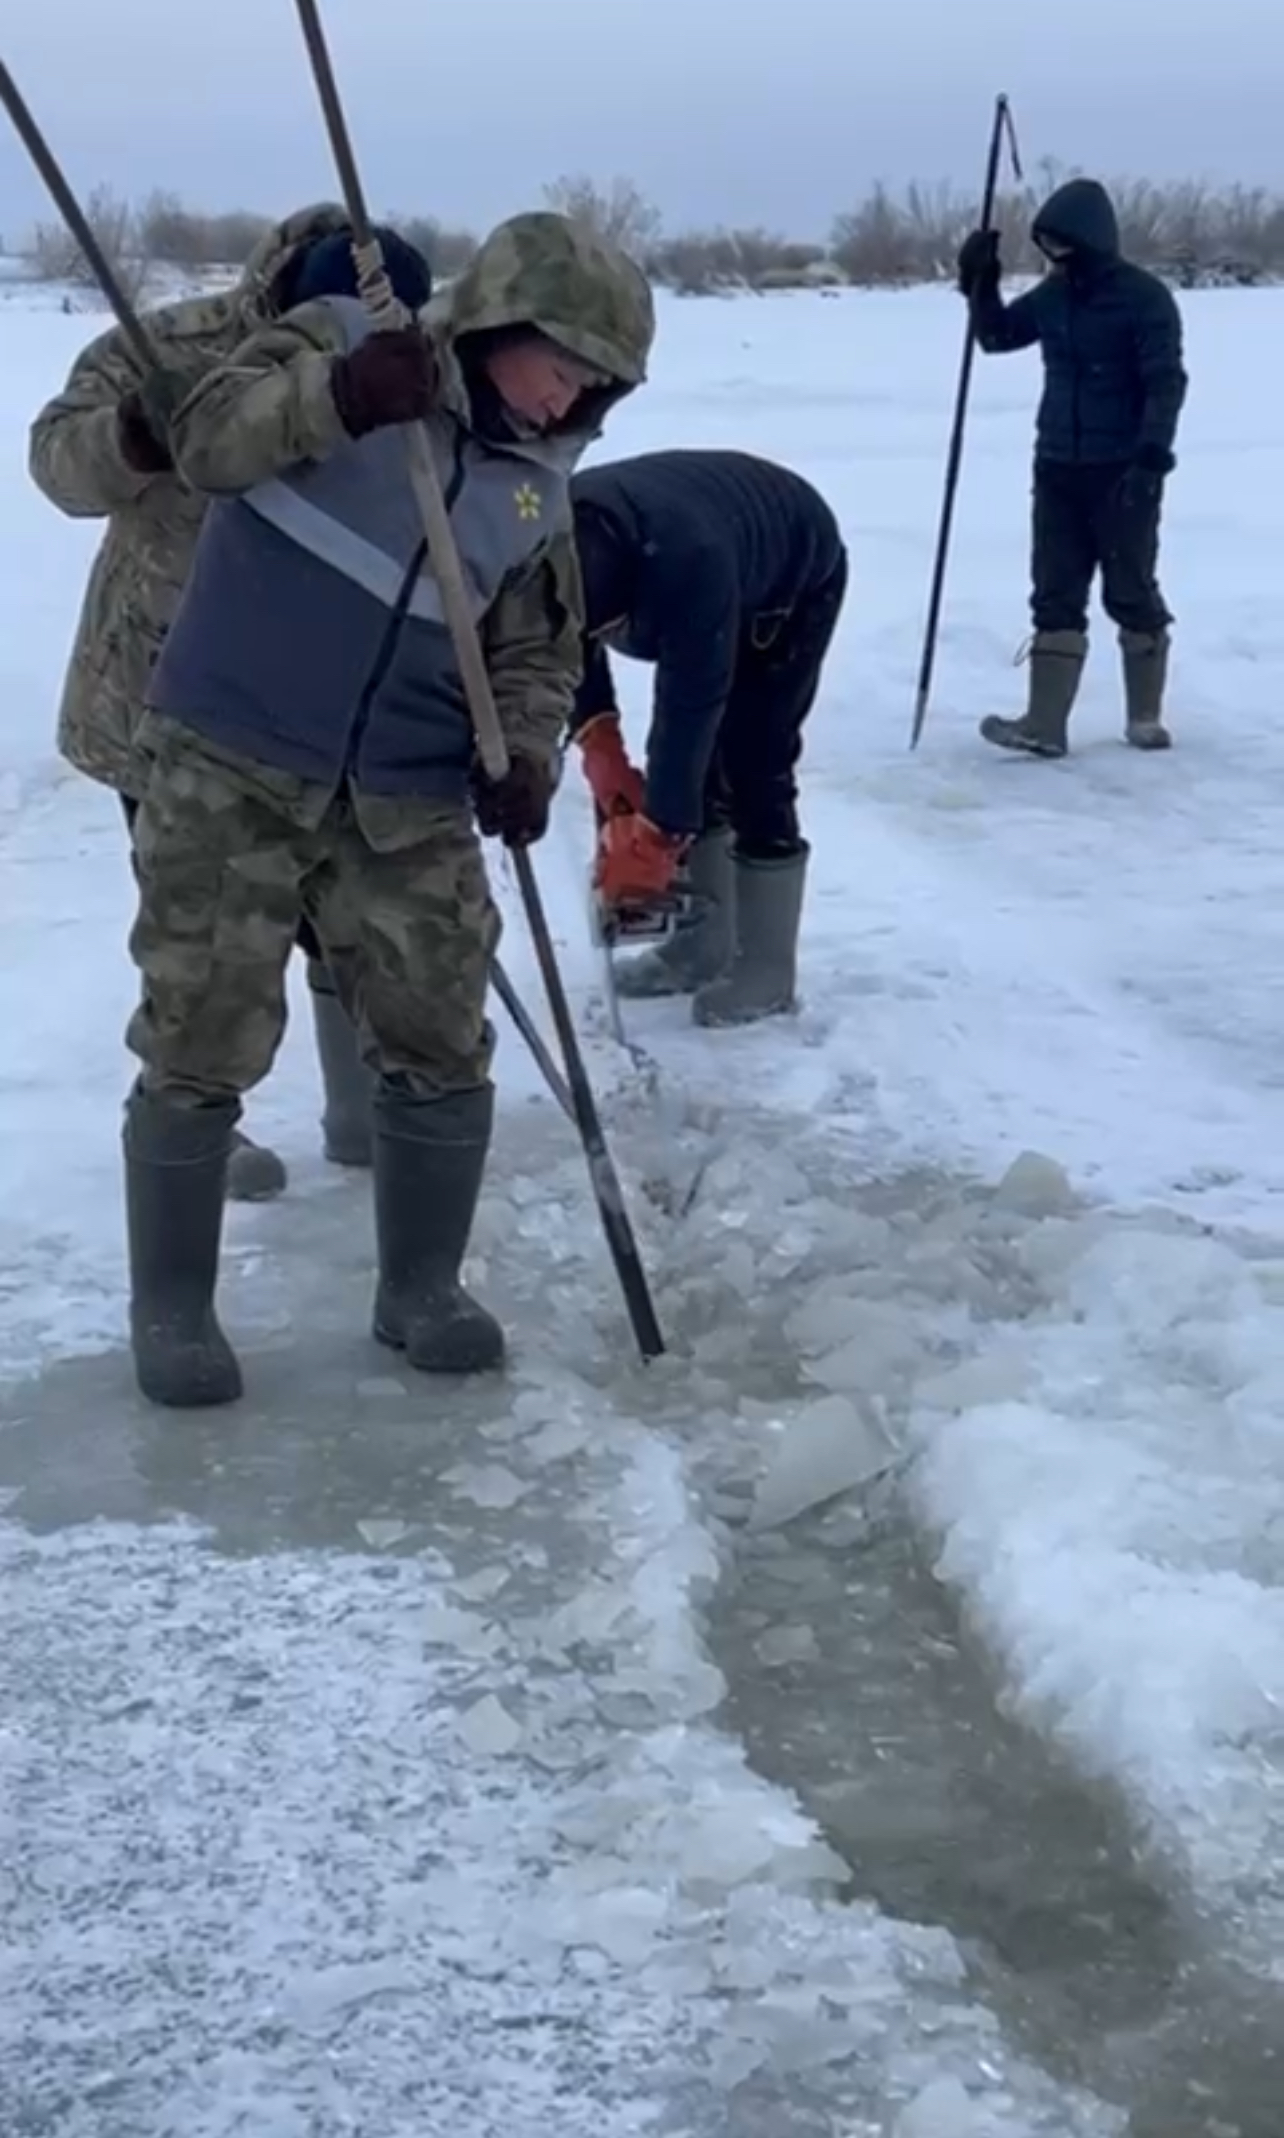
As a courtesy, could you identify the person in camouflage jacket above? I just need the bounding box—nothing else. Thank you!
[120,209,654,1408]
[28,205,431,1200]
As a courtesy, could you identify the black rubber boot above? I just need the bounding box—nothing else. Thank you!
[225,1131,289,1202]
[124,1084,243,1408]
[693,844,808,1027]
[614,830,735,998]
[372,1082,505,1375]
[979,629,1087,759]
[1121,628,1173,751]
[307,959,374,1166]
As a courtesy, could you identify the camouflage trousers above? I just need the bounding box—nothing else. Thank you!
[127,752,500,1104]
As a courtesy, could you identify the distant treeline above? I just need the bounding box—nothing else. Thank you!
[18,164,1283,303]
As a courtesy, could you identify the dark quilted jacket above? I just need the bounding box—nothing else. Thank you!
[971,179,1187,466]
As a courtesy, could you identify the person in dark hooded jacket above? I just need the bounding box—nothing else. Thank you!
[569,449,847,1027]
[956,178,1186,758]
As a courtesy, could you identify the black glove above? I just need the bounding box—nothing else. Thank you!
[1117,444,1175,510]
[330,328,437,438]
[116,365,204,475]
[471,754,556,847]
[956,227,1001,297]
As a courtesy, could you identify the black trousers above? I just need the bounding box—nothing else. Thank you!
[1031,461,1171,636]
[120,790,324,960]
[703,548,849,856]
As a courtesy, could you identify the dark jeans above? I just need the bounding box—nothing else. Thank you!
[704,548,848,857]
[120,790,323,960]
[1031,461,1171,636]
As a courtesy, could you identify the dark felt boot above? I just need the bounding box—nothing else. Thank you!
[372,1082,505,1376]
[614,830,735,998]
[1121,628,1173,751]
[307,959,374,1166]
[225,1131,288,1202]
[980,629,1087,758]
[693,844,807,1028]
[124,1084,243,1408]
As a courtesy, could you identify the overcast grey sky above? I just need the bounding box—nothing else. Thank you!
[3,0,1281,242]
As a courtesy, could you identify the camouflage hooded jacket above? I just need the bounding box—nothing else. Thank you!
[27,205,353,797]
[146,211,655,826]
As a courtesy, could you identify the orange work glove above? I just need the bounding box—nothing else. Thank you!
[576,713,645,819]
[594,813,687,906]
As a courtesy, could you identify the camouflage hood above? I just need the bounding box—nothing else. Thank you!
[428,211,655,439]
[234,201,354,326]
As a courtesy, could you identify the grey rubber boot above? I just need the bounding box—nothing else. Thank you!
[225,1131,288,1203]
[307,959,374,1166]
[372,1082,505,1375]
[693,844,808,1028]
[1121,628,1173,751]
[614,830,734,998]
[979,629,1088,758]
[124,1083,243,1409]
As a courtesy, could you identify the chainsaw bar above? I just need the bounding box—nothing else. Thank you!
[585,805,696,1053]
[586,868,691,1054]
[588,889,688,950]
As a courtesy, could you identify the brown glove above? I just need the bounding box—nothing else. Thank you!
[471,754,555,847]
[330,328,438,438]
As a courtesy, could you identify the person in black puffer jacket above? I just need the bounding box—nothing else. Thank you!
[957,178,1187,758]
[569,449,847,1028]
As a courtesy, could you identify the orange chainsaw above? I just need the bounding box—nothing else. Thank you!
[587,801,694,951]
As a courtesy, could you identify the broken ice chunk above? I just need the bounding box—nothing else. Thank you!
[802,1300,922,1395]
[420,1604,500,1657]
[694,1326,750,1370]
[993,1149,1075,1217]
[717,1945,777,1991]
[457,1694,522,1756]
[442,1462,529,1510]
[891,2076,989,2136]
[640,1954,714,1998]
[771,1838,851,1890]
[785,1283,864,1354]
[451,1565,510,1603]
[718,1240,758,1296]
[673,1659,726,1720]
[525,1416,591,1465]
[683,1823,777,1886]
[913,1354,1031,1413]
[356,1518,410,1549]
[1017,1212,1103,1283]
[577,1886,668,1966]
[510,1385,563,1428]
[755,1624,820,1668]
[712,2037,768,2087]
[750,1395,894,1530]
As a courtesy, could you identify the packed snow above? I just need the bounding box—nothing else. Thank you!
[4,268,1284,2131]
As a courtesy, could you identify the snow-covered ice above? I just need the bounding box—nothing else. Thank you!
[4,271,1284,2129]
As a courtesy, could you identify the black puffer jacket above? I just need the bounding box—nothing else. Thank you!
[970,179,1187,467]
[570,449,844,834]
